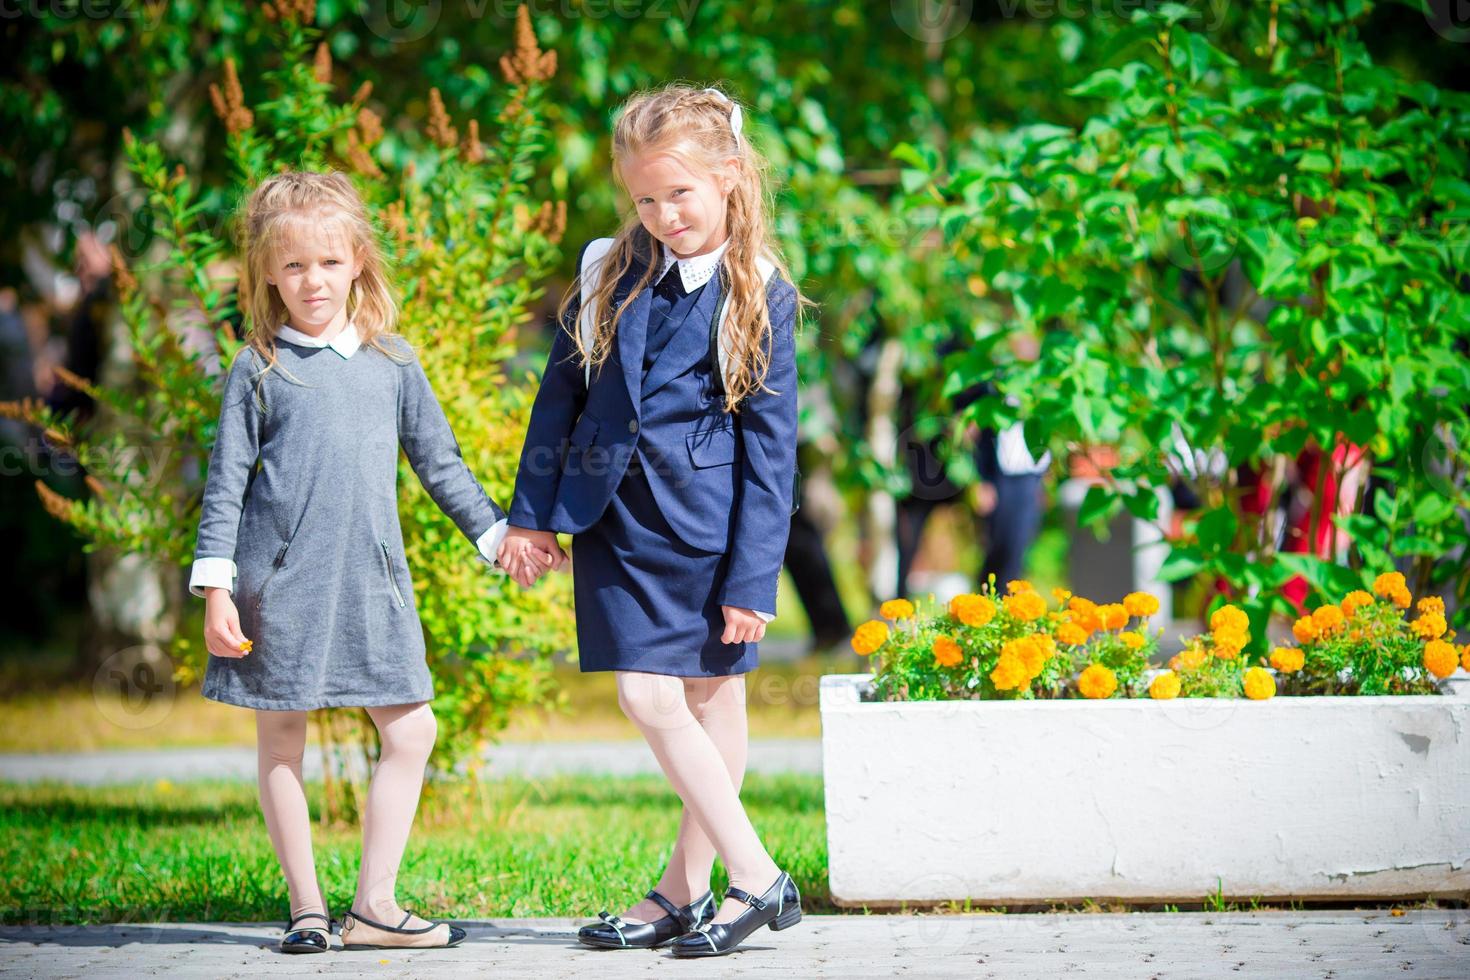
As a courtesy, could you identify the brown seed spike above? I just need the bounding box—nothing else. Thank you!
[461,119,484,164]
[500,5,555,84]
[426,88,458,149]
[109,245,137,293]
[84,475,107,500]
[351,80,373,106]
[35,480,78,523]
[356,106,383,146]
[313,42,332,85]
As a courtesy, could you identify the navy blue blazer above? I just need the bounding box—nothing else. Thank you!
[508,239,799,614]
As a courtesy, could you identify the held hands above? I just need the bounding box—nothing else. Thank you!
[497,525,569,588]
[720,605,768,644]
[203,589,253,658]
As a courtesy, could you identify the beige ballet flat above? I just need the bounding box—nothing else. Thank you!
[339,909,466,950]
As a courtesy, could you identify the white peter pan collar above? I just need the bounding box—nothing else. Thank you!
[276,319,362,359]
[657,238,729,293]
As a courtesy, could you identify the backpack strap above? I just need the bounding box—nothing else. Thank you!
[579,238,617,389]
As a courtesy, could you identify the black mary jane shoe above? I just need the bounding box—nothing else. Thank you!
[577,889,716,950]
[669,872,802,958]
[280,911,335,954]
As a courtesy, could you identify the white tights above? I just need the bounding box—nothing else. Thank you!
[614,672,781,925]
[255,702,437,929]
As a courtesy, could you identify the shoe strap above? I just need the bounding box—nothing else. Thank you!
[287,911,331,931]
[644,890,691,930]
[724,885,767,911]
[343,909,442,935]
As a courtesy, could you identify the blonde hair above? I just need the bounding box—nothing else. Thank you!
[559,83,804,413]
[235,170,407,396]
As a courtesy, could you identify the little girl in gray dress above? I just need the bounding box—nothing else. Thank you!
[190,171,515,953]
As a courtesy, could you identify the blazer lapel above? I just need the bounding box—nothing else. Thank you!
[612,253,654,407]
[640,279,721,401]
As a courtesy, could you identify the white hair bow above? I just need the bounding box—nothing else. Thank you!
[702,87,743,149]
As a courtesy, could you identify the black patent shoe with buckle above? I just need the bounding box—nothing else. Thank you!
[280,911,335,954]
[577,889,716,949]
[669,871,802,958]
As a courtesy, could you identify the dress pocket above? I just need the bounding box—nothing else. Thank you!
[379,540,406,609]
[686,423,736,468]
[254,540,292,614]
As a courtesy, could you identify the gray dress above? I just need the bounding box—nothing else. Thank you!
[193,336,506,711]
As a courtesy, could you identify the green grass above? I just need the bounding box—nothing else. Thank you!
[0,774,830,924]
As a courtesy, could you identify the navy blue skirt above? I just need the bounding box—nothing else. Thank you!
[571,452,757,677]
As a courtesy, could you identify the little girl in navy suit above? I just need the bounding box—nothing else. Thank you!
[499,84,804,957]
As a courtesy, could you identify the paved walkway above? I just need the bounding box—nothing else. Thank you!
[2,910,1465,978]
[0,738,822,785]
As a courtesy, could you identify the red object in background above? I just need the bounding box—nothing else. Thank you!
[1234,438,1369,615]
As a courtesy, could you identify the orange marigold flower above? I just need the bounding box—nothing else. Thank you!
[1167,653,1182,671]
[1341,590,1374,618]
[879,598,915,621]
[1461,644,1470,673]
[1120,631,1146,650]
[1179,646,1207,671]
[1390,586,1412,609]
[1292,616,1320,644]
[1373,571,1407,600]
[1423,639,1458,679]
[1417,596,1445,616]
[1311,605,1345,634]
[1411,612,1447,641]
[1078,663,1117,699]
[1213,629,1245,660]
[1123,591,1160,618]
[850,620,889,656]
[1007,579,1035,594]
[1209,604,1249,635]
[1269,646,1305,673]
[949,593,997,628]
[1056,622,1089,646]
[932,634,963,668]
[1052,587,1072,604]
[1009,635,1051,678]
[990,653,1029,691]
[1098,603,1129,631]
[1243,666,1276,700]
[1003,591,1047,622]
[1148,671,1181,699]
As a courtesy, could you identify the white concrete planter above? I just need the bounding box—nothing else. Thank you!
[820,673,1470,907]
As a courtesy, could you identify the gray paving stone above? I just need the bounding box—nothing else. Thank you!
[0,911,1465,978]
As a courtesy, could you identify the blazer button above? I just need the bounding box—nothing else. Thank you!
[628,419,639,434]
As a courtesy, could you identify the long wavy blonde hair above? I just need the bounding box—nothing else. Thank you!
[235,170,407,397]
[558,84,803,413]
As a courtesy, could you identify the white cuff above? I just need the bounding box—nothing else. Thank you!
[755,610,776,623]
[189,557,237,597]
[475,518,510,573]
